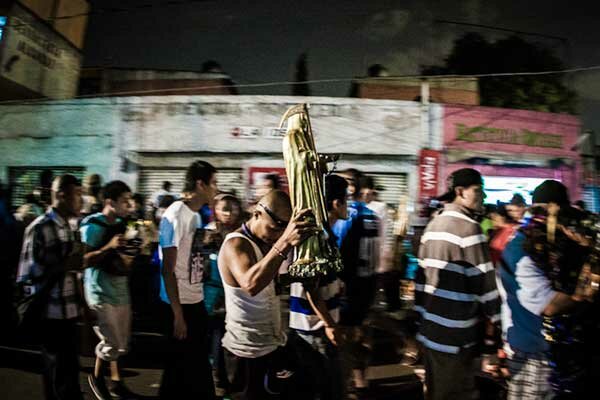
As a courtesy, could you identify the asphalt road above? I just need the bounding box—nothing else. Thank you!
[0,307,426,400]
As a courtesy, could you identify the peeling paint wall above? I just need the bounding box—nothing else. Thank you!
[0,95,431,206]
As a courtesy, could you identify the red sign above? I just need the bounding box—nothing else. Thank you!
[247,167,289,202]
[419,149,440,199]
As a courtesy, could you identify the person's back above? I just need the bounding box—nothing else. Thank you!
[499,231,553,354]
[416,203,499,351]
[338,200,380,324]
[416,168,500,400]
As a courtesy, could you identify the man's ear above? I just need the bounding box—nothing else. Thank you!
[332,199,342,211]
[455,186,464,199]
[196,179,206,192]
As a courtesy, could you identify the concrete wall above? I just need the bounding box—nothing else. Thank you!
[0,95,428,195]
[0,98,117,183]
[353,78,480,106]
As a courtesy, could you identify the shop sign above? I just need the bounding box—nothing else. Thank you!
[247,167,289,201]
[455,123,563,149]
[231,126,286,139]
[0,3,81,99]
[418,149,440,200]
[230,126,260,138]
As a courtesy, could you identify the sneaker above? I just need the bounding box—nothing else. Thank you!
[108,380,138,399]
[88,374,111,400]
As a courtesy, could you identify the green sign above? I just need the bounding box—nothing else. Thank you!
[455,123,563,149]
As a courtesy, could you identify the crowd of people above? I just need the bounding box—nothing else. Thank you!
[0,160,598,400]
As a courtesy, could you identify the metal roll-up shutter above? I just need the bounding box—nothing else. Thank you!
[138,167,245,202]
[366,172,409,252]
[9,166,85,208]
[583,185,600,213]
[368,173,408,209]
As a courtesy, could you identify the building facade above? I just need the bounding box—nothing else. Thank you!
[0,93,586,212]
[441,105,582,203]
[0,95,430,212]
[0,0,88,100]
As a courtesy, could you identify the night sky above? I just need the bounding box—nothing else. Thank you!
[83,0,600,132]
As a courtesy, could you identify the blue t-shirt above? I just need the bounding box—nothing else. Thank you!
[81,213,130,306]
[499,232,557,353]
[203,253,224,315]
[333,200,380,279]
[331,200,364,247]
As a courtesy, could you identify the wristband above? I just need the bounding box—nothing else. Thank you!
[272,244,287,260]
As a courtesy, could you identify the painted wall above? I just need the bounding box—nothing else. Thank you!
[0,98,117,183]
[443,105,581,199]
[114,95,424,155]
[0,95,427,196]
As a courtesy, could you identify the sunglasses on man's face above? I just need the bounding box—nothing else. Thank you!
[258,203,289,227]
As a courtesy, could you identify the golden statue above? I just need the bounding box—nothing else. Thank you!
[279,104,342,279]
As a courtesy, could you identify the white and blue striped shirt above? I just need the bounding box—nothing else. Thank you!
[289,273,342,333]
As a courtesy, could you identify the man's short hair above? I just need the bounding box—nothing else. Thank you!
[183,161,217,193]
[162,181,172,191]
[532,180,570,206]
[340,168,363,193]
[132,193,144,204]
[264,174,281,190]
[102,180,131,201]
[51,174,81,193]
[325,175,348,211]
[158,194,176,209]
[509,193,527,207]
[359,176,375,191]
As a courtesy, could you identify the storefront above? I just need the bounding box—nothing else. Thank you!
[0,96,427,211]
[442,105,581,204]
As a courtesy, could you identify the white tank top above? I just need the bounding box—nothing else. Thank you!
[218,232,286,358]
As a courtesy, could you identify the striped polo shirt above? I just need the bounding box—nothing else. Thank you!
[289,272,342,333]
[415,203,501,354]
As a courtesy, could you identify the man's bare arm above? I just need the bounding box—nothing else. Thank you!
[305,281,337,328]
[221,238,289,296]
[161,247,188,340]
[306,282,343,346]
[221,208,316,296]
[82,235,126,268]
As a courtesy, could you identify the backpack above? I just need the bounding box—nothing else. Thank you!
[83,216,129,276]
[341,206,381,279]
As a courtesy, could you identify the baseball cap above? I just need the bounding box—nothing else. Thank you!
[437,168,483,202]
[532,180,570,206]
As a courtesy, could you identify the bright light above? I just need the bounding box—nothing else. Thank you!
[0,16,6,42]
[482,176,550,205]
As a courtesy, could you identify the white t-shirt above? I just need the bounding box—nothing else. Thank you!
[366,200,391,273]
[159,201,204,304]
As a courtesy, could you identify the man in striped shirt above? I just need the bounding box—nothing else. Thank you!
[289,174,347,400]
[416,168,501,400]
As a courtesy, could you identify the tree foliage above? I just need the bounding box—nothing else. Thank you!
[422,33,577,114]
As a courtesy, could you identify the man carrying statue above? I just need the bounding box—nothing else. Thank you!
[218,190,316,400]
